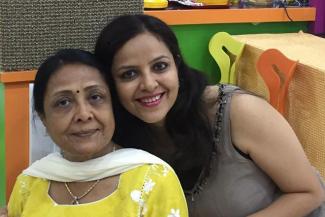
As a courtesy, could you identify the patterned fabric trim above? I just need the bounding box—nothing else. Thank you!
[185,84,240,201]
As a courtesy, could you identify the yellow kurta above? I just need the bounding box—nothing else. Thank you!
[8,164,188,217]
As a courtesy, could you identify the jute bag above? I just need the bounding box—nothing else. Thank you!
[234,33,325,179]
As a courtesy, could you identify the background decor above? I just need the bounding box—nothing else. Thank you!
[0,0,143,71]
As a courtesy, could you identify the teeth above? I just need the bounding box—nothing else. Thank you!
[141,95,161,103]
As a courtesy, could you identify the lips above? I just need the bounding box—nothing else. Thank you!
[71,129,99,137]
[137,93,164,107]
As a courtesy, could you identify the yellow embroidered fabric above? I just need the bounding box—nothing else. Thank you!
[8,164,188,217]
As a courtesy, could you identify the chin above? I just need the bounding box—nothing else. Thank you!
[142,116,166,127]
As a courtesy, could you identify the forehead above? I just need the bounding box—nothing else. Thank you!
[115,32,172,60]
[46,64,106,92]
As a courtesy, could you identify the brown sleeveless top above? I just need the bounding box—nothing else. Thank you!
[185,84,325,217]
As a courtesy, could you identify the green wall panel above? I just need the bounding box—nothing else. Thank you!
[0,83,5,206]
[171,22,308,83]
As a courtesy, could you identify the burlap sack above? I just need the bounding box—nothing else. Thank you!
[234,33,325,178]
[0,0,143,71]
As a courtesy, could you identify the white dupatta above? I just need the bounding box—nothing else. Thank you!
[23,148,170,182]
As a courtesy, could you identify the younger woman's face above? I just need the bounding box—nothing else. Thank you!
[111,32,179,127]
[41,64,115,162]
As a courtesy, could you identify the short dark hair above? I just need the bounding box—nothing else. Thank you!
[95,14,213,189]
[33,49,107,116]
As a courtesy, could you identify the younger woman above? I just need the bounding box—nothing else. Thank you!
[95,14,325,217]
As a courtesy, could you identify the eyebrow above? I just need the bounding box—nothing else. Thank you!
[51,84,108,97]
[149,55,170,64]
[116,55,170,72]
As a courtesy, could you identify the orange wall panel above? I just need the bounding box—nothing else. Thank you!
[4,83,30,201]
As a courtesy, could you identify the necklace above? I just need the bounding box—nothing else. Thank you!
[63,144,116,205]
[64,179,100,205]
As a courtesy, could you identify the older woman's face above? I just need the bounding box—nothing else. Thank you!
[111,32,179,127]
[41,64,115,162]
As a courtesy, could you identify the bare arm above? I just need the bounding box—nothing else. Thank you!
[203,85,219,124]
[0,207,8,217]
[230,94,325,217]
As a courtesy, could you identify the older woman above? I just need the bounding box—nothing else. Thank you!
[7,49,188,217]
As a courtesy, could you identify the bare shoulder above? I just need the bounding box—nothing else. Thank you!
[230,93,283,134]
[230,93,275,120]
[0,207,7,216]
[203,85,220,124]
[230,93,297,154]
[203,85,219,102]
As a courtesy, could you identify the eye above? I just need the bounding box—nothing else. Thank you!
[88,92,106,105]
[152,62,168,72]
[120,70,138,81]
[89,94,103,102]
[55,98,71,108]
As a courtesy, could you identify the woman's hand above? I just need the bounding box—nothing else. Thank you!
[0,207,8,217]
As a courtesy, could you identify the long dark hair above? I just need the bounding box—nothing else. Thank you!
[95,14,213,189]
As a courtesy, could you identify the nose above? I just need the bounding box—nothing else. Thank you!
[140,73,158,92]
[74,101,93,122]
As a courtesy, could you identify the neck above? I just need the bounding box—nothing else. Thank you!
[149,117,166,129]
[62,142,116,162]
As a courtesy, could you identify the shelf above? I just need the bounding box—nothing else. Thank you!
[0,70,36,83]
[144,7,316,25]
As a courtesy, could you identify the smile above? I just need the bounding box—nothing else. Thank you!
[137,93,164,107]
[71,129,99,137]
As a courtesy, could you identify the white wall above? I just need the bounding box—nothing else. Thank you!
[29,84,58,164]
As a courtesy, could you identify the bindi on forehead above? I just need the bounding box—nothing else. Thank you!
[76,90,80,93]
